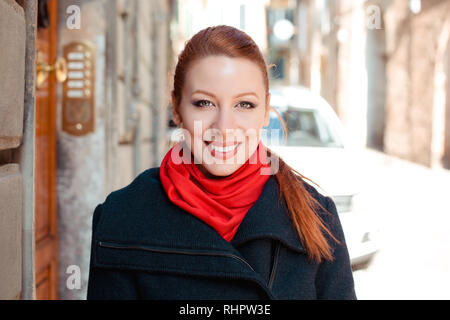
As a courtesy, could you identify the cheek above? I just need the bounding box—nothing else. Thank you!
[236,111,267,135]
[180,108,211,138]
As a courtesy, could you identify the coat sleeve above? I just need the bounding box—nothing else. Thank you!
[86,203,139,300]
[315,196,357,300]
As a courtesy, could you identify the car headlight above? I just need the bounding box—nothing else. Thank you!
[332,192,364,214]
[332,195,354,213]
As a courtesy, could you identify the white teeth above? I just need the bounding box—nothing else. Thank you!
[208,143,239,153]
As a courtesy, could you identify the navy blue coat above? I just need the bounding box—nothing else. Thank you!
[87,167,356,300]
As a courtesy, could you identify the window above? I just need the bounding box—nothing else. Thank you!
[265,107,343,148]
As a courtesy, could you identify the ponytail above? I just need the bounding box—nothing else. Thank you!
[267,148,339,262]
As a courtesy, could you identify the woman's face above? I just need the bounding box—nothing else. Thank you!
[172,55,271,178]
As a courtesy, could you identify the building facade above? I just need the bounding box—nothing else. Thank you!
[0,0,172,300]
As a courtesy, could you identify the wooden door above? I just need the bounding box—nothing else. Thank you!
[35,0,59,300]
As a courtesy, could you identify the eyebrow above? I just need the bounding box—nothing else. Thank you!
[192,90,258,99]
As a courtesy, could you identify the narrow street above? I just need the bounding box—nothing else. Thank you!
[352,148,450,299]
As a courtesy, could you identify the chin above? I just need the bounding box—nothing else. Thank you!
[201,163,243,178]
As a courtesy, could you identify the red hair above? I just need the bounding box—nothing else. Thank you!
[171,25,338,262]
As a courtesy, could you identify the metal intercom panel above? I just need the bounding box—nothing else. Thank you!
[62,41,96,136]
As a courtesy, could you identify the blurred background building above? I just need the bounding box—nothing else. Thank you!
[0,0,449,300]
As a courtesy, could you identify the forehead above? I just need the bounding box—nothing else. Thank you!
[184,55,266,95]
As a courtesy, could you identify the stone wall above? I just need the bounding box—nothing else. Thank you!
[0,0,26,300]
[56,0,171,299]
[384,0,450,167]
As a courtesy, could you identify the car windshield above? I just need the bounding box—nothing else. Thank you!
[263,106,344,148]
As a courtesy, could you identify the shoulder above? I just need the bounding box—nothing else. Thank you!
[91,167,168,240]
[271,172,335,219]
[298,177,336,217]
[105,167,162,203]
[273,173,345,257]
[102,167,164,211]
[297,177,342,242]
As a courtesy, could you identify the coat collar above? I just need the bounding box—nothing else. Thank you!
[149,168,307,255]
[230,175,306,254]
[97,167,307,256]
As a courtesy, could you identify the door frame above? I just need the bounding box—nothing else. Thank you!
[34,0,59,300]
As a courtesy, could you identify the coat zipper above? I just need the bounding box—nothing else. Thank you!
[268,242,281,290]
[98,241,256,272]
[98,240,276,299]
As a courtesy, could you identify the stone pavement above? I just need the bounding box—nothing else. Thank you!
[351,148,450,300]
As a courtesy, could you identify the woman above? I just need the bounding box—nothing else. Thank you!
[87,25,356,300]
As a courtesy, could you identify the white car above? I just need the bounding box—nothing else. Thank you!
[264,85,380,269]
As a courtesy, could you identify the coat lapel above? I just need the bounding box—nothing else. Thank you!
[231,175,307,254]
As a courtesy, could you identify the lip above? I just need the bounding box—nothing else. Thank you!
[204,141,242,160]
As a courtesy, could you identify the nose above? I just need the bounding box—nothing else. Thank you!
[212,106,237,138]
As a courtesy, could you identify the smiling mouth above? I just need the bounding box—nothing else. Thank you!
[203,141,242,159]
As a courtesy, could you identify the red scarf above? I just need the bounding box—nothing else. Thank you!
[159,140,271,242]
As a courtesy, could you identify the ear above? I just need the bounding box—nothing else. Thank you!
[171,93,181,126]
[263,93,271,127]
